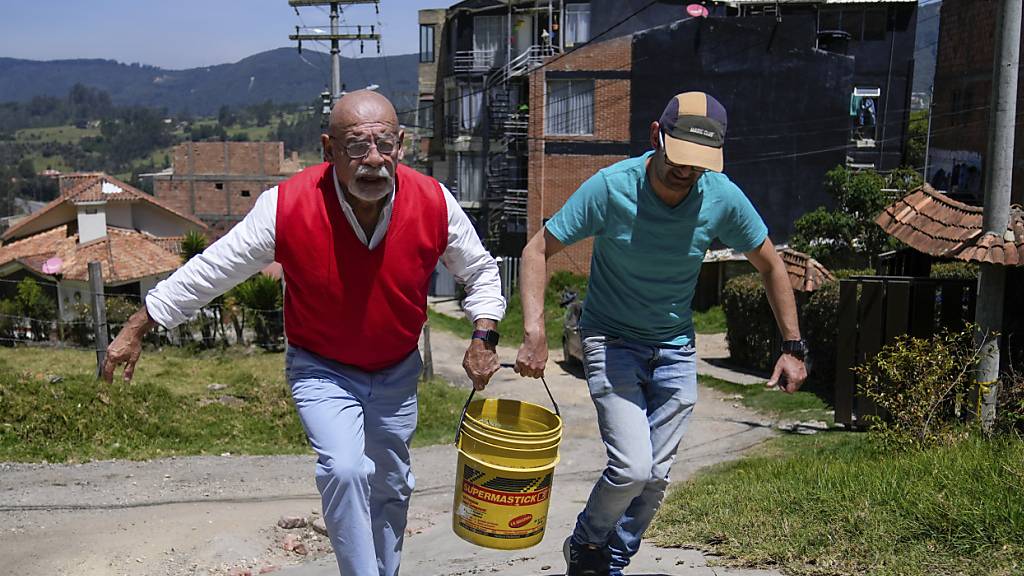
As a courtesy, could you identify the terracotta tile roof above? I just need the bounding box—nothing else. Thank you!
[876,184,1024,266]
[3,173,207,242]
[0,225,183,284]
[779,247,835,292]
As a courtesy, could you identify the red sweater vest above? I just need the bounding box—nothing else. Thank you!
[275,162,448,371]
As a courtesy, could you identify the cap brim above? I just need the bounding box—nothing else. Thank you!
[664,135,723,172]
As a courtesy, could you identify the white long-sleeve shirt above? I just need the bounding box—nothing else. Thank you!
[146,169,506,329]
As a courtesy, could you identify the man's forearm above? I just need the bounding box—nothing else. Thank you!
[474,318,498,330]
[520,239,548,337]
[124,305,159,339]
[761,265,801,341]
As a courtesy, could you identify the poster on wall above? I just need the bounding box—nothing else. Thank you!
[927,149,983,198]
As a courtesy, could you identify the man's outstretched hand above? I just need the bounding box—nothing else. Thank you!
[101,306,156,382]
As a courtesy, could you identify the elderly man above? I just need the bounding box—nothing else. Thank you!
[103,90,505,575]
[515,92,808,576]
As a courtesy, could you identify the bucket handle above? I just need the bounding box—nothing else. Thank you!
[455,363,560,445]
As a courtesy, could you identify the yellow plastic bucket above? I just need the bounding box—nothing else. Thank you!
[459,418,561,450]
[464,397,563,440]
[452,380,562,550]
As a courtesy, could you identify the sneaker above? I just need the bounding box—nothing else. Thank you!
[563,536,610,576]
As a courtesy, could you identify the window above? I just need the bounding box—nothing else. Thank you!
[215,182,224,190]
[473,16,504,68]
[457,153,483,203]
[241,190,251,197]
[419,25,435,63]
[546,79,594,135]
[564,4,591,47]
[850,86,881,144]
[460,84,483,130]
[418,99,434,133]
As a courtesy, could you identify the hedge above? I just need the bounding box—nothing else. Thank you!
[721,270,868,398]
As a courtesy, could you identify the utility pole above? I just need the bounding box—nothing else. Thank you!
[974,0,1021,432]
[923,84,933,181]
[288,1,381,113]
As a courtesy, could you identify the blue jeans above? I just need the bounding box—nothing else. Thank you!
[286,345,421,576]
[573,331,698,571]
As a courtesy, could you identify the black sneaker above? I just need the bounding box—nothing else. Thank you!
[563,536,610,576]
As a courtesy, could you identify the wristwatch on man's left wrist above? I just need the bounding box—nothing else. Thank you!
[472,329,500,347]
[781,339,809,361]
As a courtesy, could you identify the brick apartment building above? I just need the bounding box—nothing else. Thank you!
[928,0,1023,204]
[421,0,695,258]
[414,8,447,174]
[150,141,302,237]
[527,0,918,276]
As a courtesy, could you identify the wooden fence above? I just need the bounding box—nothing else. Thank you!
[834,276,977,426]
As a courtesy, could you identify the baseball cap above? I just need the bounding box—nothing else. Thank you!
[658,92,728,172]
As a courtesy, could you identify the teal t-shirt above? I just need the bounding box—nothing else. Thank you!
[545,152,768,346]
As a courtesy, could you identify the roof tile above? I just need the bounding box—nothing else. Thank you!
[876,185,1024,266]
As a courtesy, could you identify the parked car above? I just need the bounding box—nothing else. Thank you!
[560,290,584,367]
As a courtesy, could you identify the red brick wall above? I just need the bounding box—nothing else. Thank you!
[527,36,632,277]
[157,142,291,237]
[931,0,1024,201]
[170,142,284,176]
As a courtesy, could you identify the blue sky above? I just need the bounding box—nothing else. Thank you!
[1,0,941,69]
[1,0,452,69]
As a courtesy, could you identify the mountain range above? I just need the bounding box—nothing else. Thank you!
[0,48,419,115]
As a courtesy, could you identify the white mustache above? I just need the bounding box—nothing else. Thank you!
[355,165,391,180]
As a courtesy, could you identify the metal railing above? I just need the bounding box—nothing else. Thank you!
[453,49,498,74]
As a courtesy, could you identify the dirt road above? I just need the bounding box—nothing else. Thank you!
[1,327,780,576]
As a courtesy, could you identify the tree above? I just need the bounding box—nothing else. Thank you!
[232,275,284,349]
[14,278,56,341]
[178,231,219,346]
[790,165,923,269]
[180,230,208,262]
[904,109,929,171]
[218,105,237,128]
[16,158,36,179]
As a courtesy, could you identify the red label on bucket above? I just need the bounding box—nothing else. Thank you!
[508,514,533,528]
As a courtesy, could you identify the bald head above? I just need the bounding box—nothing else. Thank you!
[328,90,398,137]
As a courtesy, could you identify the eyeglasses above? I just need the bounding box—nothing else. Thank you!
[334,134,399,159]
[658,131,707,173]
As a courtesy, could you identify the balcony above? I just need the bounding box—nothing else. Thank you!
[453,49,498,75]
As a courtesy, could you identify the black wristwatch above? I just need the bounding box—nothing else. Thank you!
[781,339,809,361]
[472,329,500,347]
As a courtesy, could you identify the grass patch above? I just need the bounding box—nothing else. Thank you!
[699,374,833,422]
[650,433,1024,576]
[693,306,726,334]
[0,347,472,461]
[16,125,101,144]
[414,376,470,448]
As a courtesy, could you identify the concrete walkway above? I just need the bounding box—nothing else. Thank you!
[277,301,781,576]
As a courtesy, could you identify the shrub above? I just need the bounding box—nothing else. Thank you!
[721,273,775,372]
[800,280,838,396]
[930,260,978,280]
[997,369,1024,435]
[853,327,981,449]
[104,296,139,339]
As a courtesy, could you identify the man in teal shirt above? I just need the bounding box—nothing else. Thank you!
[515,92,808,576]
